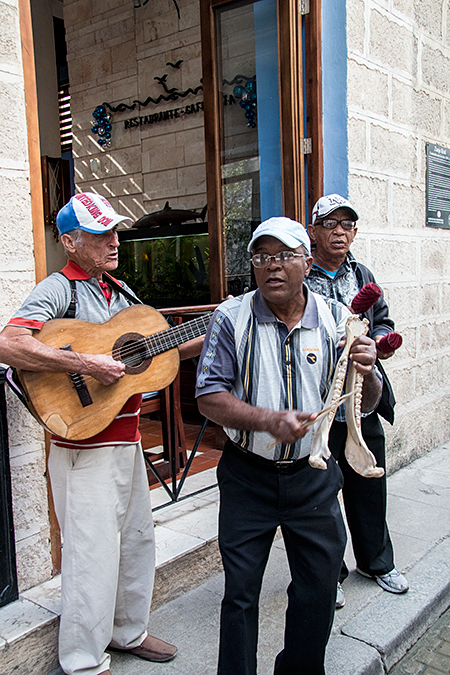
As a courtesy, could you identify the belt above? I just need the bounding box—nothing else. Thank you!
[224,440,310,472]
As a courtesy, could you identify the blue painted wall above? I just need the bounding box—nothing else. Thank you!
[321,2,349,198]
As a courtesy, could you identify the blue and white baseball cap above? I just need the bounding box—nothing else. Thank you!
[311,194,359,224]
[56,192,133,235]
[247,217,311,255]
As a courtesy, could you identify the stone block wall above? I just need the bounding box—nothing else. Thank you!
[0,0,51,590]
[347,0,450,471]
[64,0,206,221]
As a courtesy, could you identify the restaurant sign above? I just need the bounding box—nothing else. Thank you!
[91,58,255,147]
[123,95,238,130]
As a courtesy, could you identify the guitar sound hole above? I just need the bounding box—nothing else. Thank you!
[112,332,152,375]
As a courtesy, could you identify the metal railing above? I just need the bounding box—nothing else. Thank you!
[143,388,217,512]
[144,305,219,511]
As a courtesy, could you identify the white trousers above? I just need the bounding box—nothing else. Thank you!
[48,441,155,675]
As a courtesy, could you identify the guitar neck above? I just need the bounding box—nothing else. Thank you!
[144,313,212,357]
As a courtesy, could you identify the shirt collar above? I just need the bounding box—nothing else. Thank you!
[253,286,319,329]
[60,261,122,287]
[61,260,92,280]
[311,251,356,278]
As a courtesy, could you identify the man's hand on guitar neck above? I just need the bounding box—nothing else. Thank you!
[0,326,125,386]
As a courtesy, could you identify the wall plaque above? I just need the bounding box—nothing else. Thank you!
[426,142,450,229]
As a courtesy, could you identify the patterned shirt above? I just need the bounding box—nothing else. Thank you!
[306,255,360,307]
[196,287,350,460]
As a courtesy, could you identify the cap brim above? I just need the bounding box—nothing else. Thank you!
[247,230,304,252]
[316,205,359,222]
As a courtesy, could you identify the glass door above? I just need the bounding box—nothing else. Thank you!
[217,0,282,296]
[201,0,310,301]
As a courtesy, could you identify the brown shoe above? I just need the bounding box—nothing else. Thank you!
[109,634,177,663]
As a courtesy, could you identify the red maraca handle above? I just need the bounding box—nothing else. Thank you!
[377,332,403,353]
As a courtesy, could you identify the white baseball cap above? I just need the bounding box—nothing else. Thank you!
[311,194,359,224]
[247,217,311,255]
[56,192,133,235]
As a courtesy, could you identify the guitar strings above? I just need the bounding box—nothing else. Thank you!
[84,313,211,364]
[112,314,211,361]
[67,313,212,388]
[70,322,208,386]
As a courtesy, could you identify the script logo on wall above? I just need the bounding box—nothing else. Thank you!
[91,59,256,147]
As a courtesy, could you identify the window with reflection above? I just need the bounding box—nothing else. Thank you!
[215,0,282,295]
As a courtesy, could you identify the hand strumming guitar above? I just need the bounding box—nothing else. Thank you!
[0,325,125,386]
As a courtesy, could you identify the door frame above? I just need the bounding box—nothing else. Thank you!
[200,0,323,302]
[19,0,47,284]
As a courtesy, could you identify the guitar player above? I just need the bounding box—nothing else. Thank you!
[0,193,203,675]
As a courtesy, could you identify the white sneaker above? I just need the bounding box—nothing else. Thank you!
[336,582,345,609]
[357,567,409,594]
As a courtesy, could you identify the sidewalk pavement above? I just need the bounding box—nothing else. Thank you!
[389,604,450,674]
[48,438,450,675]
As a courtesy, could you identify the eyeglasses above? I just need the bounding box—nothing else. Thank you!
[317,219,356,231]
[251,251,305,268]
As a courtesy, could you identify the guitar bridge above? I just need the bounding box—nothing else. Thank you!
[60,344,93,407]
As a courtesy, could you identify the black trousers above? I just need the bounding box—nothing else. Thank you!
[217,443,346,675]
[328,412,394,582]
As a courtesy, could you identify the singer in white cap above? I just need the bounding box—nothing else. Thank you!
[0,193,202,675]
[195,216,382,675]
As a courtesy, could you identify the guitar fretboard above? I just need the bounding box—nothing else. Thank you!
[143,313,212,358]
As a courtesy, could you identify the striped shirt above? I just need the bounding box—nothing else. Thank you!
[196,287,351,460]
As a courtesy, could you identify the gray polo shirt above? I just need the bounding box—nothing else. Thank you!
[7,260,142,447]
[8,263,137,329]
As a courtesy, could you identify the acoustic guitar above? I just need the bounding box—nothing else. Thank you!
[16,304,212,441]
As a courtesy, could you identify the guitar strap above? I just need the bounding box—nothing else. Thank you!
[7,272,145,405]
[5,365,29,410]
[102,272,144,305]
[6,271,81,408]
[57,271,144,318]
[59,271,178,326]
[63,278,77,318]
[102,273,178,327]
